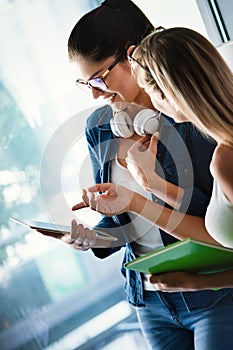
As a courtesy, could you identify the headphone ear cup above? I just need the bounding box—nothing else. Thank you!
[110,111,134,138]
[133,109,160,136]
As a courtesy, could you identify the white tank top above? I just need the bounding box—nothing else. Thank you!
[111,157,164,291]
[205,180,233,248]
[111,156,163,253]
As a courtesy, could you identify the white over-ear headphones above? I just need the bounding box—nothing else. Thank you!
[110,103,161,138]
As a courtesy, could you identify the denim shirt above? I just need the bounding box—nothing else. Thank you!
[86,105,231,308]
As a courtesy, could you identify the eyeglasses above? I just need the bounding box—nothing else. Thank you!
[127,46,152,76]
[127,26,165,75]
[76,55,122,92]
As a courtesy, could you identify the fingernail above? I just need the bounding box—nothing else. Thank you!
[83,239,89,246]
[63,236,75,243]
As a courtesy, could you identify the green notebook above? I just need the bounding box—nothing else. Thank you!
[124,238,233,275]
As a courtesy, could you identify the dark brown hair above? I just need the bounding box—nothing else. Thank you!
[68,0,154,61]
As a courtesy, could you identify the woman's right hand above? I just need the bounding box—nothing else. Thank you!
[72,183,134,216]
[126,132,160,191]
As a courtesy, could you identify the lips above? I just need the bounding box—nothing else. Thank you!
[104,93,117,104]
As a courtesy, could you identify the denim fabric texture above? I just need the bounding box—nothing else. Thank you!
[87,105,231,310]
[136,289,233,350]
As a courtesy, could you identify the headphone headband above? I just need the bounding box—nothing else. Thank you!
[110,104,161,138]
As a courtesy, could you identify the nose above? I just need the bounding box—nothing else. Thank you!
[91,87,105,99]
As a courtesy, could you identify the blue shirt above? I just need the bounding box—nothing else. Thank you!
[86,104,230,308]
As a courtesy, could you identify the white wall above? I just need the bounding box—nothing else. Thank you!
[134,0,208,36]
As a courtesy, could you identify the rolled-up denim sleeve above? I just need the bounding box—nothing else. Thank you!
[92,215,124,259]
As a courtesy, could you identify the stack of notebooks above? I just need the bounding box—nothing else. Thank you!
[124,238,233,274]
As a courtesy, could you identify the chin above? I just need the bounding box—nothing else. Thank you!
[172,116,184,123]
[172,112,188,123]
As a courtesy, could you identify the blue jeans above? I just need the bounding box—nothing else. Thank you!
[136,290,233,350]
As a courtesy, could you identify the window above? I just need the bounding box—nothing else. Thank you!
[196,0,233,45]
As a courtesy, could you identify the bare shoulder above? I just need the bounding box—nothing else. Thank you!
[211,144,233,203]
[212,144,233,172]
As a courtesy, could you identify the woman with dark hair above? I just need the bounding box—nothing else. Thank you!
[62,2,233,349]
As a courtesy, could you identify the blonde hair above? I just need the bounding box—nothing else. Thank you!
[132,27,233,147]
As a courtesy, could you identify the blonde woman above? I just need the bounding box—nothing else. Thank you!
[128,27,233,249]
[127,27,233,292]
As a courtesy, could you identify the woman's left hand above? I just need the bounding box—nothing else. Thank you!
[149,271,204,292]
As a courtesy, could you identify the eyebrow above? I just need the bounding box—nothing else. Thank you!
[76,65,106,84]
[88,66,106,80]
[81,55,122,82]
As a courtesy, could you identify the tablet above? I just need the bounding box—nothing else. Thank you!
[10,217,118,241]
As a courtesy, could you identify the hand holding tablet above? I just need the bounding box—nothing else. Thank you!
[10,217,118,249]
